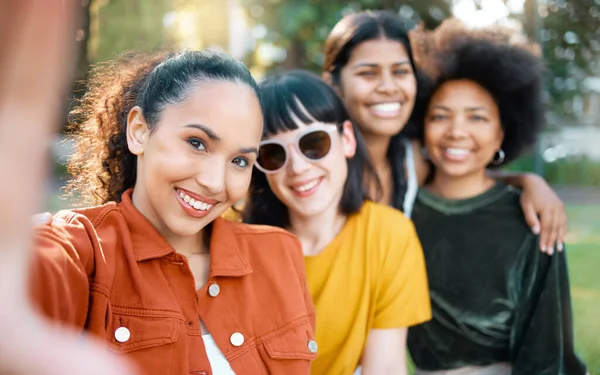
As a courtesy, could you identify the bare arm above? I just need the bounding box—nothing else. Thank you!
[0,2,135,374]
[361,328,408,375]
[488,170,567,254]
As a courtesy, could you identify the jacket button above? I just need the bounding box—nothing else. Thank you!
[114,327,130,343]
[208,283,220,297]
[308,339,318,353]
[230,332,244,347]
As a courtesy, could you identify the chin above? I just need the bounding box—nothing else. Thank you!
[436,166,476,179]
[367,119,407,137]
[293,203,329,219]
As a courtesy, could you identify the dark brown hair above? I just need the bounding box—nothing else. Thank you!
[322,10,432,211]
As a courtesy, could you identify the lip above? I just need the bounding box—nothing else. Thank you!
[176,187,219,204]
[174,188,218,219]
[440,147,471,162]
[367,101,403,119]
[289,177,323,198]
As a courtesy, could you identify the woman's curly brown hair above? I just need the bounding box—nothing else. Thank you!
[409,18,546,167]
[65,49,260,206]
[65,52,167,206]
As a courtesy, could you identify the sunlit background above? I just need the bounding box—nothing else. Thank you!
[48,0,599,372]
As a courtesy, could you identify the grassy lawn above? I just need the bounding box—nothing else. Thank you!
[565,205,600,375]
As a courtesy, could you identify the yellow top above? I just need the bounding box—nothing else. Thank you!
[222,201,431,375]
[306,201,431,375]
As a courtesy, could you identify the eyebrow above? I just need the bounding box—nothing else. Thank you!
[183,124,221,141]
[352,60,411,69]
[183,124,258,155]
[430,104,489,112]
[239,147,258,155]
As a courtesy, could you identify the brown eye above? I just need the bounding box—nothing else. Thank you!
[187,138,206,151]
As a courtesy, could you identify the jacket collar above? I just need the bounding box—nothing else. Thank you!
[118,189,252,277]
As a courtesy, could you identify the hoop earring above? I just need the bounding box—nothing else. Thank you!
[421,147,429,160]
[492,149,505,165]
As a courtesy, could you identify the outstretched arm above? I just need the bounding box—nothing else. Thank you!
[0,2,135,374]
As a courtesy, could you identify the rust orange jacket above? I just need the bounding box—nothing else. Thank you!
[29,190,316,375]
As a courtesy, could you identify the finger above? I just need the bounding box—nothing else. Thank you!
[556,211,568,252]
[32,213,53,226]
[538,208,556,254]
[521,202,541,236]
[548,210,564,254]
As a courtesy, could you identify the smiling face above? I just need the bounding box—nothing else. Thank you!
[336,38,417,138]
[424,79,504,180]
[127,80,263,239]
[263,120,356,220]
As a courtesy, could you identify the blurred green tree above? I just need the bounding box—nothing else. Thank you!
[239,0,452,72]
[521,0,600,123]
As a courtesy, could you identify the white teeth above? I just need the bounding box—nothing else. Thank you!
[445,148,470,156]
[294,179,319,192]
[371,102,400,113]
[177,189,214,211]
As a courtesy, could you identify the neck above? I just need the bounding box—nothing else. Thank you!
[428,170,496,200]
[363,133,393,204]
[363,133,391,167]
[288,208,347,257]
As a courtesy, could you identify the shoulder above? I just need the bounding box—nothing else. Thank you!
[222,219,303,261]
[358,200,416,235]
[55,201,121,228]
[36,202,125,261]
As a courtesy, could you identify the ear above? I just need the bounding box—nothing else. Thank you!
[341,120,357,159]
[496,126,505,150]
[126,106,150,156]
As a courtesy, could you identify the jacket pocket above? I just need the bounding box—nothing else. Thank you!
[108,307,183,354]
[259,317,317,374]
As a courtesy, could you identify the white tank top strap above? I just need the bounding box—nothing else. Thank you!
[202,334,237,374]
[403,138,418,218]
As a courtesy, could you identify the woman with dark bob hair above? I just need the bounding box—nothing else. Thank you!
[407,19,587,375]
[322,10,567,255]
[7,49,318,375]
[243,70,432,375]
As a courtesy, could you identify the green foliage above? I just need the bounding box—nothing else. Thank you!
[240,0,452,72]
[520,0,600,120]
[90,0,172,64]
[507,154,600,187]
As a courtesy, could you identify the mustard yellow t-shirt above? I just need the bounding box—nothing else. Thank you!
[306,201,431,375]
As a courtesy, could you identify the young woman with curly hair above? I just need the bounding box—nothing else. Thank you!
[407,19,587,375]
[12,49,317,375]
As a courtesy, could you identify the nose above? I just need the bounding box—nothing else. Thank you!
[446,115,468,139]
[287,145,311,175]
[195,157,226,195]
[376,71,399,95]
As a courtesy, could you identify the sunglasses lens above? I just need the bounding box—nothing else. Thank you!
[299,130,332,160]
[257,143,286,171]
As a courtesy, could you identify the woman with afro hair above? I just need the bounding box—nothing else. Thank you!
[406,19,587,375]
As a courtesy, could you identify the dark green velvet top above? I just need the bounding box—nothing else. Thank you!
[407,183,587,375]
